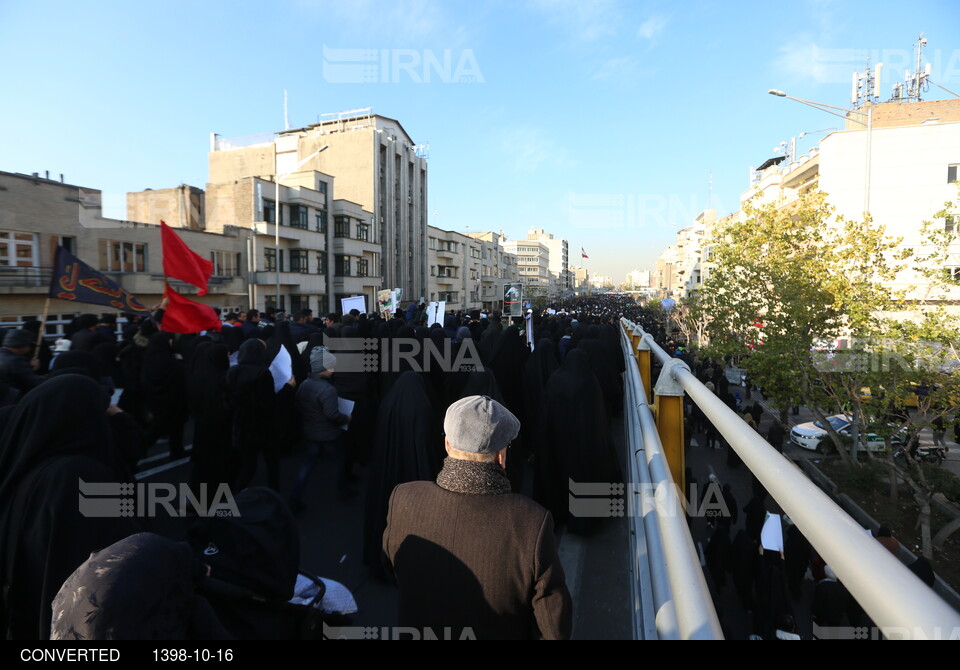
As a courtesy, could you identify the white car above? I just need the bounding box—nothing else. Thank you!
[789,414,900,454]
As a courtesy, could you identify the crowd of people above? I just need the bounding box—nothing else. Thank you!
[0,296,643,640]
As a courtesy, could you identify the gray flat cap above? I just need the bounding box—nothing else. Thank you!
[444,395,520,454]
[3,329,33,349]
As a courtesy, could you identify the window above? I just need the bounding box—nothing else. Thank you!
[317,181,327,195]
[289,205,308,230]
[357,258,369,277]
[946,267,960,282]
[946,216,956,235]
[290,295,308,314]
[437,266,456,278]
[0,230,39,268]
[430,265,435,276]
[290,249,309,273]
[211,250,241,276]
[264,295,285,312]
[98,240,146,272]
[949,164,959,184]
[335,255,351,276]
[429,237,437,250]
[316,252,328,275]
[265,248,284,272]
[357,223,369,241]
[316,211,328,234]
[49,235,76,263]
[439,291,458,302]
[264,199,276,224]
[334,216,350,238]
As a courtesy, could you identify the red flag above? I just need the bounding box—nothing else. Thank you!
[581,247,589,259]
[161,221,213,296]
[161,285,221,334]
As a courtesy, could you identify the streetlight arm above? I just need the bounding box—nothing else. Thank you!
[768,90,868,125]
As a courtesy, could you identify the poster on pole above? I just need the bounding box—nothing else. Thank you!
[425,301,445,327]
[340,295,366,315]
[377,289,398,316]
[503,283,523,318]
[524,310,535,352]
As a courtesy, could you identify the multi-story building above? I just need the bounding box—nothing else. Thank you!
[1,170,247,328]
[502,239,549,292]
[655,96,960,306]
[526,228,569,297]
[655,246,677,298]
[570,266,590,293]
[427,226,473,312]
[208,109,427,305]
[465,231,518,310]
[625,270,651,290]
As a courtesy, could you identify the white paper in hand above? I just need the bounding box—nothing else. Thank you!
[338,397,355,431]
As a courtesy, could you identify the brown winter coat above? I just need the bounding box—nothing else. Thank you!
[382,459,572,640]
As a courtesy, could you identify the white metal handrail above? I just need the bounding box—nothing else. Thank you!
[624,318,960,639]
[619,321,723,639]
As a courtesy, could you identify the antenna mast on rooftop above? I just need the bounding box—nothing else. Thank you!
[904,33,931,103]
[851,59,882,109]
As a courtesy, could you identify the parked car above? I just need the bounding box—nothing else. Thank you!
[789,414,902,454]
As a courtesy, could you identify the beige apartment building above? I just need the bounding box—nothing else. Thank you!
[0,170,246,330]
[502,239,549,292]
[208,110,427,304]
[426,227,520,313]
[427,226,475,312]
[465,231,519,310]
[526,228,570,296]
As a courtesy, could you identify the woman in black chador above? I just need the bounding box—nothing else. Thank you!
[0,374,140,639]
[188,343,232,496]
[142,331,187,458]
[363,371,441,579]
[224,339,277,491]
[536,349,620,534]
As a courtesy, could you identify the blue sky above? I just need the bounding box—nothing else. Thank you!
[2,0,958,282]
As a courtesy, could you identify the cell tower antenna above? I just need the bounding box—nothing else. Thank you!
[852,58,882,109]
[905,33,930,103]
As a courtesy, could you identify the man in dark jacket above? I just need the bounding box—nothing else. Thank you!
[382,395,572,640]
[291,345,351,509]
[0,329,43,398]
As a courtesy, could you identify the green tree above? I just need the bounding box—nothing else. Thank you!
[698,186,960,558]
[697,188,909,463]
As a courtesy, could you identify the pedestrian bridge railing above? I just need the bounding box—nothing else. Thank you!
[619,318,960,640]
[619,320,723,639]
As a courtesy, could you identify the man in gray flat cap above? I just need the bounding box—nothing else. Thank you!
[0,329,43,401]
[382,395,572,640]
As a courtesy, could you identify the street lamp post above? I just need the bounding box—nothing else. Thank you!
[768,89,873,214]
[273,144,328,310]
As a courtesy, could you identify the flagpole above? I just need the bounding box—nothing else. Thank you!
[31,297,51,365]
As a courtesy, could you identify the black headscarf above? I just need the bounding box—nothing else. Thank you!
[0,375,140,639]
[50,533,231,640]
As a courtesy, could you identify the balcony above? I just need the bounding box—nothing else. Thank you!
[254,272,326,294]
[435,249,457,259]
[0,266,53,293]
